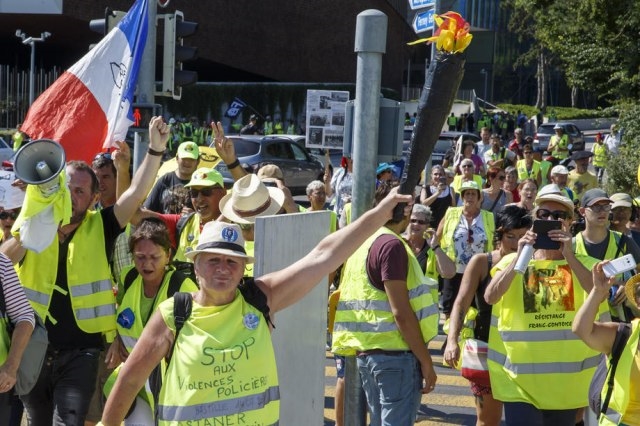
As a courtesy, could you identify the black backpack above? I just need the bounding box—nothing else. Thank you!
[588,322,631,416]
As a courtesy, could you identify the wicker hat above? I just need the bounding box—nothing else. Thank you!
[219,174,285,224]
[625,274,640,309]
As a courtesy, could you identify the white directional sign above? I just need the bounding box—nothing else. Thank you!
[412,8,435,34]
[409,0,435,10]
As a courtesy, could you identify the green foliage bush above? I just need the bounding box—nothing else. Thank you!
[496,104,609,121]
[605,102,640,197]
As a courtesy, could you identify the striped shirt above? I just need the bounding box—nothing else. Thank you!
[0,253,35,327]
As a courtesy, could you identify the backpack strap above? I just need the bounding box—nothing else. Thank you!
[601,322,632,414]
[168,292,192,362]
[176,212,196,242]
[167,271,187,299]
[238,278,274,328]
[123,268,139,296]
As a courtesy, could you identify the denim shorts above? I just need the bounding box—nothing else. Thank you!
[356,351,421,426]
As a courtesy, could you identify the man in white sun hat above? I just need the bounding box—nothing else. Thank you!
[100,187,415,425]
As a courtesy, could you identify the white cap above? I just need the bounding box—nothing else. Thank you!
[550,165,569,175]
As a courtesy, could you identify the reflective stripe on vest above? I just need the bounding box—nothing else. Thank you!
[488,347,600,375]
[599,320,640,426]
[158,386,280,422]
[69,279,113,297]
[23,287,50,307]
[119,334,138,349]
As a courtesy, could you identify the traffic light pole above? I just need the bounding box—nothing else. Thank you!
[133,0,157,172]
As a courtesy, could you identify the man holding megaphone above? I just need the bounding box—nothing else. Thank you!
[0,117,170,425]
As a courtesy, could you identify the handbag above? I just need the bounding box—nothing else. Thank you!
[460,338,490,387]
[0,283,49,396]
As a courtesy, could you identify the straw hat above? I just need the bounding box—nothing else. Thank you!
[625,274,640,309]
[184,221,253,262]
[218,174,285,224]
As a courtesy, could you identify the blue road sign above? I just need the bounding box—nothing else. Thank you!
[408,0,435,10]
[412,8,435,34]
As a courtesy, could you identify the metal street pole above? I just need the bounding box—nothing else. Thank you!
[132,0,157,172]
[345,9,387,426]
[15,30,51,107]
[480,68,488,105]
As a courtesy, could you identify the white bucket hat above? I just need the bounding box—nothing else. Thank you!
[218,174,285,224]
[184,221,253,262]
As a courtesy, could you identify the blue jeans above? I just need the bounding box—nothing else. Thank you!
[357,352,421,426]
[21,347,100,426]
[503,401,577,426]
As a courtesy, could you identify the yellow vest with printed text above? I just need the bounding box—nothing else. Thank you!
[440,207,494,262]
[156,293,279,424]
[487,253,604,409]
[17,211,116,333]
[599,319,640,426]
[174,214,201,262]
[517,159,541,181]
[332,227,439,356]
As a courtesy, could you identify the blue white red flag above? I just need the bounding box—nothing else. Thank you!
[21,0,148,163]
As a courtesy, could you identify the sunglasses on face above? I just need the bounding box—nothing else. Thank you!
[461,164,473,169]
[496,175,506,181]
[587,204,612,214]
[0,211,18,220]
[189,187,220,198]
[536,209,570,220]
[524,151,533,155]
[410,219,427,225]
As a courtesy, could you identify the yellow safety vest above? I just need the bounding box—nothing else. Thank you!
[488,253,604,409]
[593,143,608,168]
[448,116,458,126]
[599,319,640,426]
[18,211,116,333]
[517,159,541,181]
[156,293,279,424]
[540,160,552,186]
[104,267,197,410]
[440,207,494,262]
[452,174,483,194]
[332,228,439,356]
[550,134,569,159]
[0,316,10,365]
[244,240,255,277]
[174,214,201,262]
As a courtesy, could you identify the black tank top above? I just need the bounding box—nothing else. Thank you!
[474,253,493,343]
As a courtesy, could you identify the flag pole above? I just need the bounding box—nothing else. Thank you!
[133,0,155,172]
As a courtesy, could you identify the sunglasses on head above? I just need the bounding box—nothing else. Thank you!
[189,187,219,198]
[536,209,570,220]
[0,211,18,220]
[410,219,427,225]
[467,228,474,245]
[94,152,112,161]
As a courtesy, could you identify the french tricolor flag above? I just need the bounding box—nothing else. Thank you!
[21,0,148,164]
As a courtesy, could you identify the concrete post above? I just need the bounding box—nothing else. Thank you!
[133,0,157,171]
[345,9,388,426]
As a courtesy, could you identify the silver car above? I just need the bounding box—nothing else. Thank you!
[215,135,324,195]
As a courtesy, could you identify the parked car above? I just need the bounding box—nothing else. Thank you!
[534,122,585,153]
[216,135,324,195]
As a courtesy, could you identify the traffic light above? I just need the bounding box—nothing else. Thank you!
[159,11,198,100]
[130,103,162,130]
[89,7,127,35]
[89,8,126,48]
